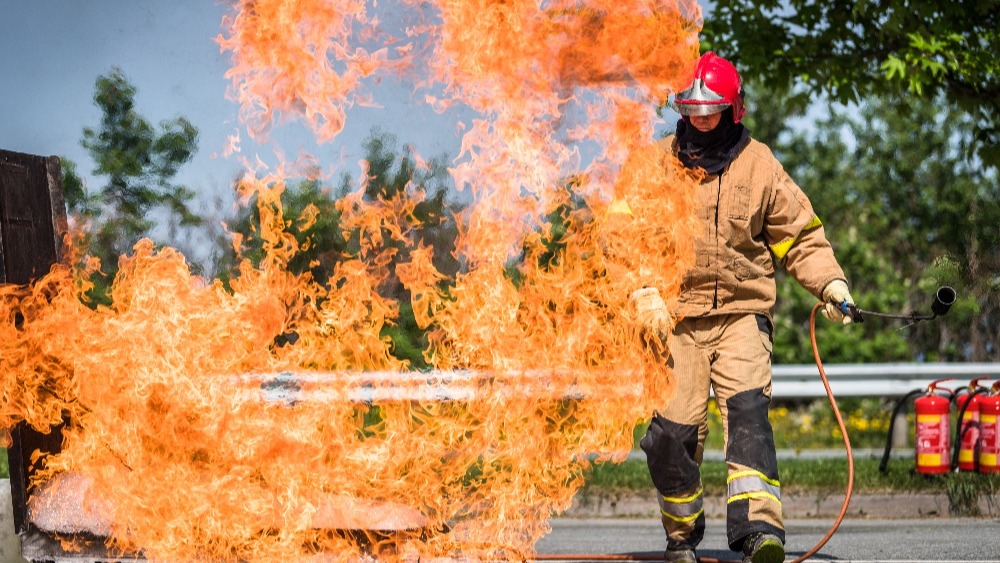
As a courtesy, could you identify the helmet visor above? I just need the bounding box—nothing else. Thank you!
[672,100,730,117]
[672,78,730,117]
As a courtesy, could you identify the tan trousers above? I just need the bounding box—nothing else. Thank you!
[640,313,784,552]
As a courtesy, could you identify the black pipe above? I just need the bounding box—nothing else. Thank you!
[845,285,957,324]
[951,387,990,470]
[931,286,957,317]
[879,389,925,474]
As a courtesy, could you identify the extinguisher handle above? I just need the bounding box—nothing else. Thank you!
[969,377,992,391]
[927,377,956,395]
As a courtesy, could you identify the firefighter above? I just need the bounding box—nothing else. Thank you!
[634,52,855,563]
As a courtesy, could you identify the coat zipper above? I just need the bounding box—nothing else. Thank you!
[713,174,721,309]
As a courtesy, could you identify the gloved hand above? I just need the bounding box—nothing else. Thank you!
[630,287,672,340]
[821,279,854,325]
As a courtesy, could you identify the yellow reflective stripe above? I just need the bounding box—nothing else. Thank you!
[804,215,823,230]
[769,238,795,260]
[727,470,780,488]
[769,215,823,260]
[662,487,703,504]
[659,487,703,522]
[727,492,781,504]
[660,506,704,523]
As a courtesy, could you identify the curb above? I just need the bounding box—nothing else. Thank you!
[564,490,1000,520]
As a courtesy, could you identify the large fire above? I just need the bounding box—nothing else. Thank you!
[1,1,704,560]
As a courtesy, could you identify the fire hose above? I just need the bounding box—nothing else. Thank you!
[531,287,956,563]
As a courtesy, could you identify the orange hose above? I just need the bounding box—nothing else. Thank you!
[533,303,855,562]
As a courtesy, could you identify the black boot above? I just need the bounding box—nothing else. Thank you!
[742,532,784,563]
[664,542,697,563]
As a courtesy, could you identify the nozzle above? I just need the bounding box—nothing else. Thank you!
[930,286,957,317]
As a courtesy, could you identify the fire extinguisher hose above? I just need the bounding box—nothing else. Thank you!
[879,389,924,473]
[952,387,989,470]
[531,303,854,562]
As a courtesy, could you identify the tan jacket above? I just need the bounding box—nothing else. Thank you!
[661,136,846,320]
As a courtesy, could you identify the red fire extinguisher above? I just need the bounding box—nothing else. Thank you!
[979,382,1000,474]
[914,378,954,475]
[954,378,992,471]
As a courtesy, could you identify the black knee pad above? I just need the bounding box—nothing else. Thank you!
[641,413,701,494]
[725,388,778,477]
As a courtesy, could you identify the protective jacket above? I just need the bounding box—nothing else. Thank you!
[659,136,845,320]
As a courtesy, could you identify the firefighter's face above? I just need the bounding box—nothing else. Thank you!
[690,111,723,132]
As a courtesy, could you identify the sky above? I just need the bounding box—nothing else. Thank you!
[0,0,474,210]
[2,0,740,271]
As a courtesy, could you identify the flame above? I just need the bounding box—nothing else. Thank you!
[2,1,705,560]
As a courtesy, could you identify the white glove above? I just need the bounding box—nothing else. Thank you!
[630,287,672,339]
[821,279,854,325]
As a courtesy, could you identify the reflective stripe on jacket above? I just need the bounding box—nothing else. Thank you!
[660,136,846,320]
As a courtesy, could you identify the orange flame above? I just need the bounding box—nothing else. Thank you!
[2,1,704,560]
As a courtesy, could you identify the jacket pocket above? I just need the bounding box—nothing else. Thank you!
[729,183,751,220]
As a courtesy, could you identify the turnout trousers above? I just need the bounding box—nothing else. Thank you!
[640,313,784,552]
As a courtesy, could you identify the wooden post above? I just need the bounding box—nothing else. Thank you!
[0,148,70,535]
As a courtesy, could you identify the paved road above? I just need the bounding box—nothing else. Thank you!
[535,518,1000,562]
[4,478,997,562]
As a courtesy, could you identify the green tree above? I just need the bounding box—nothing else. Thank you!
[342,131,461,368]
[221,130,462,368]
[80,67,200,301]
[60,158,99,218]
[703,0,1000,166]
[757,91,999,363]
[222,176,348,287]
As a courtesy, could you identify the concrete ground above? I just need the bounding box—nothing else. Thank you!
[1,482,23,563]
[537,517,1000,562]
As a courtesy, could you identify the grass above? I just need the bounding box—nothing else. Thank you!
[623,397,1000,513]
[4,440,997,514]
[631,397,911,452]
[580,456,1000,515]
[3,445,969,495]
[2,397,994,513]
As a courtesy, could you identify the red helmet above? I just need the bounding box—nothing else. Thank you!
[673,52,745,123]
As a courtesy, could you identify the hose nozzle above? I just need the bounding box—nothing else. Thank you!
[930,286,957,317]
[840,285,957,324]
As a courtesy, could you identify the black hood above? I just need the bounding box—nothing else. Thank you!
[675,108,750,175]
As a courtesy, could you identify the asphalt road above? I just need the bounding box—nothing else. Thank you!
[3,479,997,562]
[535,518,1000,562]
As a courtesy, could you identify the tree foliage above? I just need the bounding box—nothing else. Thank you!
[221,131,462,368]
[222,177,348,288]
[348,131,462,293]
[741,82,1000,363]
[79,67,200,300]
[702,0,1000,166]
[339,132,463,368]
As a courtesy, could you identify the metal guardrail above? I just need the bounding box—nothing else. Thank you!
[244,364,1000,402]
[770,362,1000,398]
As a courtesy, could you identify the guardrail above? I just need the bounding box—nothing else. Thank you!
[770,363,1000,398]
